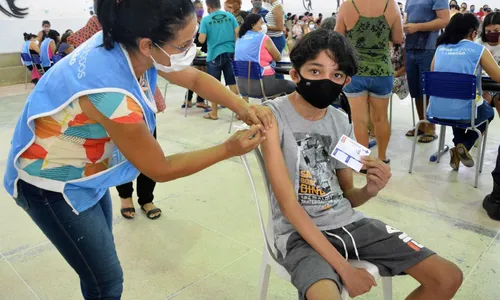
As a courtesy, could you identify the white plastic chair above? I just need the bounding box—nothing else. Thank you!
[241,150,393,300]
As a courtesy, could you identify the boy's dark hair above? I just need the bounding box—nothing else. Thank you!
[290,29,358,77]
[206,0,221,9]
[436,13,479,46]
[481,12,500,43]
[97,0,195,50]
[42,20,50,26]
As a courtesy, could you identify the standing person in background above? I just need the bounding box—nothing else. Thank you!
[225,0,248,26]
[460,2,468,12]
[336,0,404,168]
[185,0,211,110]
[449,0,460,18]
[37,20,60,44]
[315,13,323,26]
[265,0,286,79]
[248,0,269,19]
[470,4,475,13]
[199,0,240,120]
[403,0,449,143]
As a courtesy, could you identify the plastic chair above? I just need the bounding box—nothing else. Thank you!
[20,53,32,89]
[408,72,489,188]
[241,149,393,300]
[52,54,63,64]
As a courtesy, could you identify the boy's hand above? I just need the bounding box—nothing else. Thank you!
[339,266,377,297]
[361,156,391,197]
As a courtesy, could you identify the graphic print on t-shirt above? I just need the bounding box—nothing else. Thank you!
[295,132,342,213]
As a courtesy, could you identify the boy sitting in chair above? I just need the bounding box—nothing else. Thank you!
[260,29,463,300]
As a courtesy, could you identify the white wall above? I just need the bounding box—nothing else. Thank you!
[0,0,94,54]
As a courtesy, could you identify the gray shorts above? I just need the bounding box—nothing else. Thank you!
[277,218,435,299]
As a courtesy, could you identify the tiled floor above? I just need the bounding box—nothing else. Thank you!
[0,79,499,300]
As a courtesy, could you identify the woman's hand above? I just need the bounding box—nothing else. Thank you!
[224,125,266,157]
[238,105,274,132]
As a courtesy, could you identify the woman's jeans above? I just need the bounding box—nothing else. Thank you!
[270,35,286,80]
[15,180,123,300]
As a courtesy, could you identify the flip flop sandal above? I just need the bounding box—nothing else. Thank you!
[141,206,162,220]
[418,134,438,143]
[405,129,425,137]
[203,113,219,120]
[120,208,136,220]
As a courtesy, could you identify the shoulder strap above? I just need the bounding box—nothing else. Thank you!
[351,0,361,15]
[383,0,390,13]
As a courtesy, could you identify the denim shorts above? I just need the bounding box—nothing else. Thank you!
[406,49,436,99]
[343,75,394,98]
[207,52,236,86]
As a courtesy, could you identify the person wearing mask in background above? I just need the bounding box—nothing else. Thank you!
[477,7,485,20]
[21,33,41,85]
[470,4,475,13]
[199,0,240,120]
[449,0,460,18]
[225,0,248,26]
[37,20,60,44]
[248,0,269,19]
[39,30,58,72]
[477,12,500,114]
[460,2,468,12]
[4,0,272,297]
[185,0,211,110]
[428,13,498,172]
[286,14,296,32]
[235,14,296,97]
[265,0,286,79]
[336,0,404,168]
[403,0,449,143]
[56,32,75,57]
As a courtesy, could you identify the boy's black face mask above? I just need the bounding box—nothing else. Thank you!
[296,72,346,109]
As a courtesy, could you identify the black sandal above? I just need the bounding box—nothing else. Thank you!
[120,208,136,220]
[141,205,162,220]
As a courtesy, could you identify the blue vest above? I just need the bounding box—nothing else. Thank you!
[40,38,53,67]
[235,31,268,74]
[4,31,158,214]
[428,40,485,120]
[21,41,32,66]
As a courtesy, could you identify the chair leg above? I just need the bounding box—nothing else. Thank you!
[382,277,393,300]
[163,82,168,98]
[411,98,416,128]
[25,68,28,89]
[258,259,271,300]
[184,90,189,117]
[473,128,482,188]
[437,126,446,164]
[409,120,424,173]
[480,124,489,173]
[228,112,235,134]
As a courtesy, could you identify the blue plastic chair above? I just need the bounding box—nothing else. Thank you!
[20,53,32,89]
[31,54,42,65]
[408,72,489,188]
[52,54,64,64]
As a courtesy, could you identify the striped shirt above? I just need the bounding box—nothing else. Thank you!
[265,1,284,38]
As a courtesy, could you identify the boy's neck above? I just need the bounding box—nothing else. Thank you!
[288,92,327,121]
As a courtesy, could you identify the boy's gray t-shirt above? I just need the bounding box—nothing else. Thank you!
[264,96,364,257]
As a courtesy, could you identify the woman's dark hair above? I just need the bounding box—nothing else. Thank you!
[42,20,50,26]
[44,29,60,43]
[436,13,479,46]
[97,0,195,50]
[23,32,37,41]
[239,13,262,38]
[290,29,358,77]
[60,32,71,44]
[481,12,500,42]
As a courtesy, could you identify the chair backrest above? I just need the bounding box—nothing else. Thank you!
[423,71,477,100]
[52,54,63,64]
[240,149,279,260]
[20,53,32,64]
[232,60,263,80]
[31,54,42,65]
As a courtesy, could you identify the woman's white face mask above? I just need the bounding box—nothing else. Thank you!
[150,43,197,73]
[260,24,268,34]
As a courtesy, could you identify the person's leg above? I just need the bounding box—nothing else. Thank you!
[344,77,370,148]
[416,50,437,142]
[222,53,239,96]
[271,35,286,80]
[15,180,123,299]
[116,182,135,219]
[136,128,161,220]
[484,145,500,220]
[369,96,390,161]
[306,280,342,300]
[205,55,223,119]
[185,90,194,107]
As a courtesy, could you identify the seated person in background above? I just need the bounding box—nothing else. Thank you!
[235,14,296,97]
[476,12,500,114]
[320,16,337,31]
[261,29,462,300]
[40,30,59,72]
[21,33,41,85]
[428,13,500,171]
[37,20,60,44]
[390,41,409,100]
[56,32,75,57]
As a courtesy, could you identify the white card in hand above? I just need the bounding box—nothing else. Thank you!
[331,135,371,172]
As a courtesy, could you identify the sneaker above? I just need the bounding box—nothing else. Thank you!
[449,147,460,171]
[456,143,474,168]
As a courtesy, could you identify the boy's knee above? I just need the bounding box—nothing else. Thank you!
[305,279,341,300]
[430,260,463,298]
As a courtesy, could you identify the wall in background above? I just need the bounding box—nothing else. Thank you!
[0,0,94,53]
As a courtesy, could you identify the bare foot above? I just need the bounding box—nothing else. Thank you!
[120,197,135,219]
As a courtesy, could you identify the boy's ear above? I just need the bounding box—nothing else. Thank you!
[290,68,300,84]
[344,76,351,87]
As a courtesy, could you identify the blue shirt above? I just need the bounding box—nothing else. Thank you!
[405,0,449,50]
[247,7,269,20]
[200,10,239,62]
